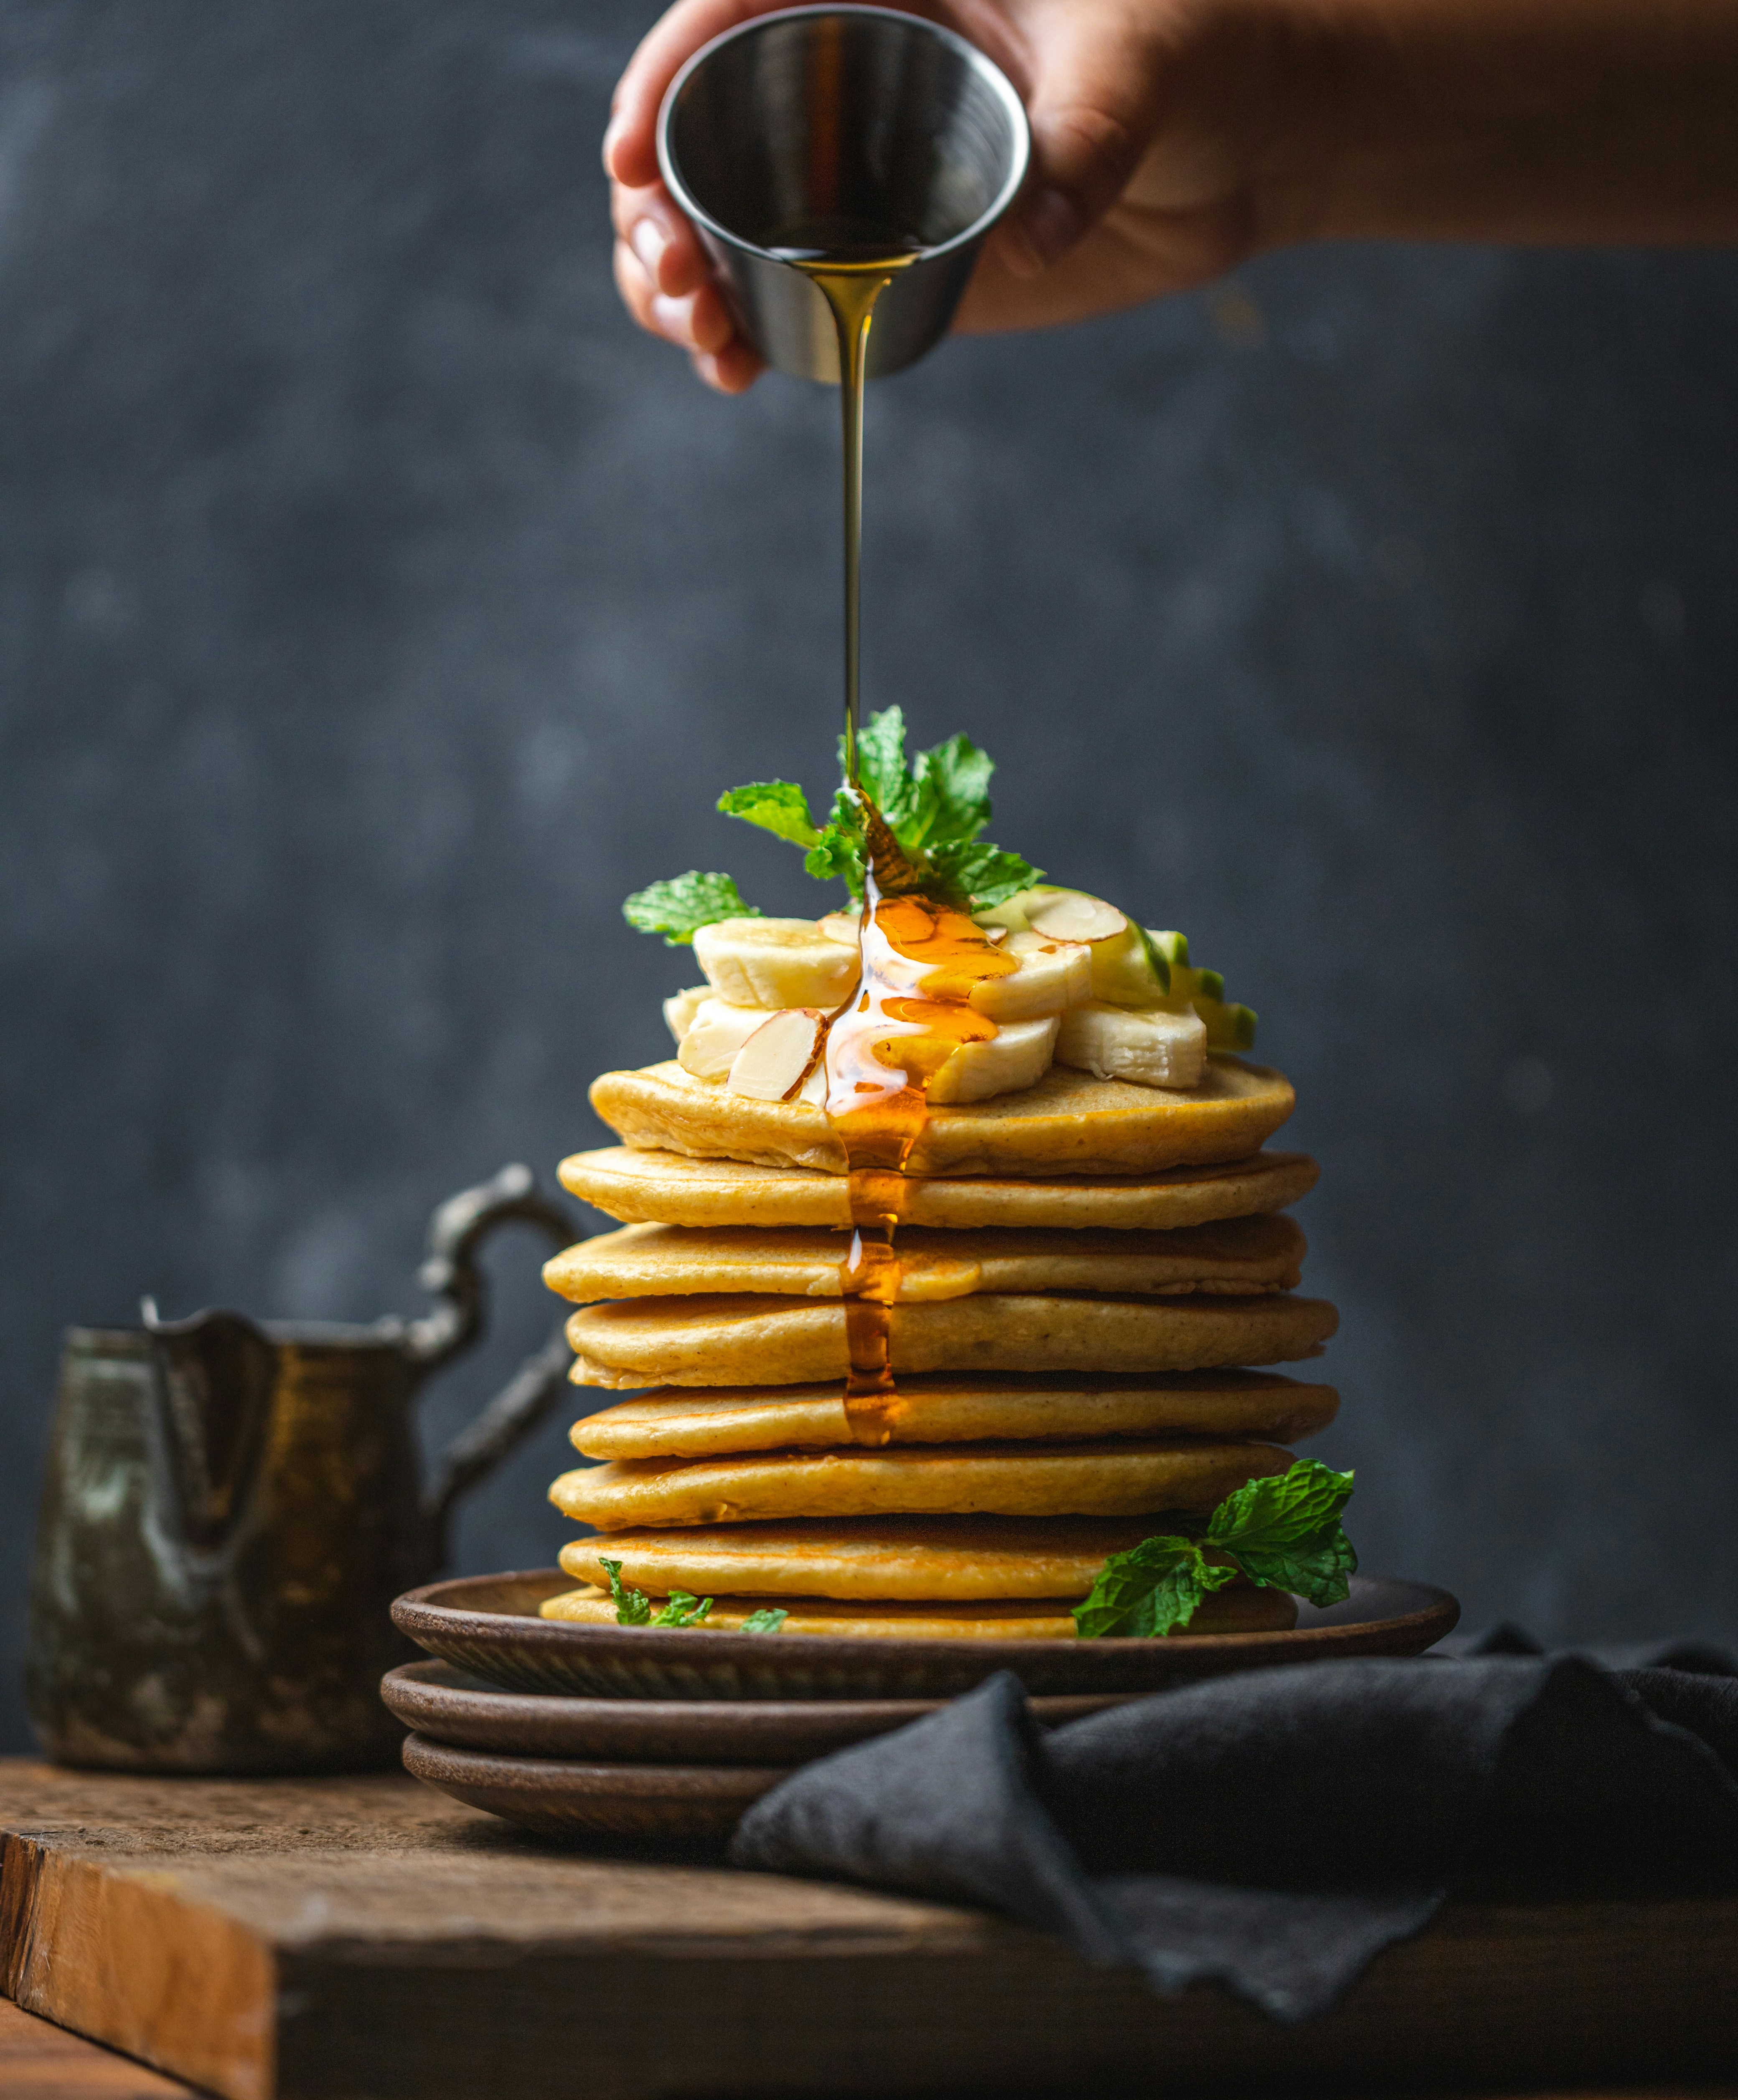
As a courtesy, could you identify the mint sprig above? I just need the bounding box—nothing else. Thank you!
[1072,1460,1356,1639]
[621,871,761,947]
[595,1557,785,1633]
[626,709,1041,932]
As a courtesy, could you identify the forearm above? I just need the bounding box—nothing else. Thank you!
[1258,0,1738,248]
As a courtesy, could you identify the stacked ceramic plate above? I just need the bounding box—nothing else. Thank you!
[386,1568,1457,1838]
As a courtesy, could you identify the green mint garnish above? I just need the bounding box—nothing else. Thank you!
[739,1607,790,1634]
[1072,1460,1355,1639]
[622,871,762,947]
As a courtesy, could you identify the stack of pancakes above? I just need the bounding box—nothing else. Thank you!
[541,1058,1337,1639]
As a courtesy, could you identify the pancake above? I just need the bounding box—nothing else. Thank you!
[559,1145,1321,1230]
[570,1371,1339,1459]
[539,1584,1298,1639]
[564,1291,1338,1388]
[555,1513,1270,1600]
[590,1056,1295,1178]
[545,1216,1306,1305]
[549,1436,1291,1529]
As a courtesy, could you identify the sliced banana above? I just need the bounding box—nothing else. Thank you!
[1054,1001,1206,1089]
[926,1014,1060,1105]
[663,985,710,1046]
[1090,922,1169,1006]
[817,910,862,948]
[968,929,1093,1021]
[694,916,862,1009]
[676,997,782,1081]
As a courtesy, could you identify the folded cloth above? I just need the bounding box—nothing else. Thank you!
[729,1650,1738,2022]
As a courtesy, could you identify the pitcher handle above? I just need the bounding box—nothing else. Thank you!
[404,1163,583,1562]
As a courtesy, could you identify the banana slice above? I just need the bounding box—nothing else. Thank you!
[926,1014,1060,1104]
[968,929,1093,1021]
[817,911,862,948]
[663,985,710,1046]
[694,917,862,1008]
[1055,1001,1206,1089]
[676,997,782,1081]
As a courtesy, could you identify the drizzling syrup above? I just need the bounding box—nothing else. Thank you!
[769,217,922,788]
[773,226,1012,1442]
[822,805,1016,1440]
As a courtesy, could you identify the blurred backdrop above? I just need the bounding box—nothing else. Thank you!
[3,0,1736,1750]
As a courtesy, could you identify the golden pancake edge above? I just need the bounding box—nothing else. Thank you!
[570,1371,1339,1459]
[549,1436,1293,1530]
[564,1290,1338,1388]
[560,1144,1320,1230]
[590,1056,1295,1178]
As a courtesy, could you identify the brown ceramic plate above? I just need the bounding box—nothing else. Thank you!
[401,1731,781,1839]
[381,1657,1134,1762]
[392,1570,1458,1701]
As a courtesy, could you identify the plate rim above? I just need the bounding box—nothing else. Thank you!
[392,1567,1459,1667]
[402,1731,793,1788]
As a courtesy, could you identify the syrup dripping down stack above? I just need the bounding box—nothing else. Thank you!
[542,835,1337,1641]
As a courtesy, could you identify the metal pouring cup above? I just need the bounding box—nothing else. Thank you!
[656,5,1030,383]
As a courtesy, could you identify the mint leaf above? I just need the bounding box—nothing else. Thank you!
[598,1556,653,1626]
[911,733,993,848]
[740,1607,789,1634]
[651,1590,715,1628]
[718,780,822,848]
[1072,1534,1236,1639]
[1075,1462,1358,1637]
[1208,1459,1355,1552]
[804,790,868,894]
[928,838,1043,911]
[1207,1460,1357,1607]
[846,706,912,822]
[623,871,759,947]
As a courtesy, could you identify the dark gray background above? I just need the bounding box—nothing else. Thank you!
[3,0,1735,1752]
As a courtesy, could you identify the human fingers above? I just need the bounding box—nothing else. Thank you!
[603,0,783,190]
[615,236,766,387]
[990,0,1172,275]
[611,181,711,300]
[614,240,737,353]
[692,339,767,395]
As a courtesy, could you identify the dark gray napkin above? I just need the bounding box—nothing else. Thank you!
[729,1649,1738,2021]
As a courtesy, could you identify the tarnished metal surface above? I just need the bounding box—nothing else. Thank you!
[26,1166,578,1774]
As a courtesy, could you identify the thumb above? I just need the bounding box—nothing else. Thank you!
[1001,3,1169,274]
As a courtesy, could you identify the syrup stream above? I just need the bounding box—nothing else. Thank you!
[780,238,1014,1442]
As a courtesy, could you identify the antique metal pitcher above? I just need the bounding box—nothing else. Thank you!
[26,1163,578,1774]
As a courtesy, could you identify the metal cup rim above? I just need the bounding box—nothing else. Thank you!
[655,3,1032,268]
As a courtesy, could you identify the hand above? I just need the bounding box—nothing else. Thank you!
[603,0,1295,394]
[605,0,1738,394]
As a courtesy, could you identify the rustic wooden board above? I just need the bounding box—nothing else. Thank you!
[2,1759,1735,2100]
[0,1996,196,2099]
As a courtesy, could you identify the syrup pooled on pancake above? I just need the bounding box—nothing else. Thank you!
[824,800,1017,1441]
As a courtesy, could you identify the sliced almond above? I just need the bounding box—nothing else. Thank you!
[1025,890,1129,944]
[677,998,778,1080]
[727,1008,829,1102]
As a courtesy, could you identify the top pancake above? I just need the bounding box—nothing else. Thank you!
[544,1215,1306,1305]
[559,1145,1319,1231]
[590,1056,1295,1178]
